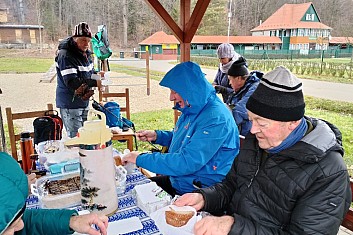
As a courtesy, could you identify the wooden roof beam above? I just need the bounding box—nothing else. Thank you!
[185,0,211,43]
[144,0,183,42]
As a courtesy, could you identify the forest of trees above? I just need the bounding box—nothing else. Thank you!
[3,0,353,49]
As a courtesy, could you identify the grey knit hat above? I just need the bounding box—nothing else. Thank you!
[73,22,92,38]
[217,43,236,59]
[246,66,305,121]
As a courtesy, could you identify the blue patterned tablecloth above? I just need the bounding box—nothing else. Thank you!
[26,170,162,235]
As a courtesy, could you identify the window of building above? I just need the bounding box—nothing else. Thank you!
[298,29,304,36]
[305,29,309,36]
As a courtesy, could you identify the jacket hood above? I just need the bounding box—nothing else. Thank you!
[282,117,343,163]
[159,61,215,115]
[0,152,28,234]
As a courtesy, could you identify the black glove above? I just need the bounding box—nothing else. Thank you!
[215,85,227,94]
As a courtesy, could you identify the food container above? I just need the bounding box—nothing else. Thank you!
[30,171,81,209]
[133,182,172,215]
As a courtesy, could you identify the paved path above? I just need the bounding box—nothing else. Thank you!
[110,58,353,103]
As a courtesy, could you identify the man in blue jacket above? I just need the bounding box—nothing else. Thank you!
[55,22,103,138]
[123,61,240,196]
[0,152,108,235]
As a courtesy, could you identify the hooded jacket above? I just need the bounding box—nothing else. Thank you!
[226,71,262,136]
[136,61,240,195]
[213,68,233,102]
[55,37,97,109]
[198,117,351,234]
[0,152,77,235]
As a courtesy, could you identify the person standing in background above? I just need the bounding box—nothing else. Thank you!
[55,22,103,138]
[212,43,240,103]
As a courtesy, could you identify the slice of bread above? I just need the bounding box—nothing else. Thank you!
[165,208,195,227]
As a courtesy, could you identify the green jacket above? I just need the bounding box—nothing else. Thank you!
[0,152,77,235]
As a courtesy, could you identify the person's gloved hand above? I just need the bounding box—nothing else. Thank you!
[214,85,227,94]
[74,84,94,101]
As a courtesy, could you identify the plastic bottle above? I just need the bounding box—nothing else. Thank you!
[20,131,34,174]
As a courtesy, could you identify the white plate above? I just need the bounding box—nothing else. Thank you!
[150,205,200,235]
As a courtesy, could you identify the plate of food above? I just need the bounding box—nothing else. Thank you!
[150,205,200,235]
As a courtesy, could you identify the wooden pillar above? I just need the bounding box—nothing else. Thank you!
[146,50,150,95]
[179,0,191,62]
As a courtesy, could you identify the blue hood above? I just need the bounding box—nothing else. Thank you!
[159,61,215,115]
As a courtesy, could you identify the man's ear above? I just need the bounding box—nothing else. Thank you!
[289,120,301,130]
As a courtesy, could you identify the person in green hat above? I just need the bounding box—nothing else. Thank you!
[0,152,108,235]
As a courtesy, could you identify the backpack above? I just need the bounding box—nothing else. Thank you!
[104,101,123,128]
[91,25,112,60]
[33,110,63,144]
[92,100,135,130]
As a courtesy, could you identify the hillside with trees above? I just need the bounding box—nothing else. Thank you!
[2,0,353,48]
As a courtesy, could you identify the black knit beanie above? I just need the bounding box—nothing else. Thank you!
[73,22,92,38]
[227,57,249,77]
[246,66,305,121]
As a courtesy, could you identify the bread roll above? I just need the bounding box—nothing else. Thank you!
[165,208,195,227]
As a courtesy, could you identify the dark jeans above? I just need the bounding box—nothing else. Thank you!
[149,175,177,197]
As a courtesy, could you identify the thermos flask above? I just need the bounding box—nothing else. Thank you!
[20,131,34,174]
[65,110,117,216]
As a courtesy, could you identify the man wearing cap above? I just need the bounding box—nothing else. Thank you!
[212,43,240,103]
[175,66,351,234]
[226,56,263,136]
[55,22,103,138]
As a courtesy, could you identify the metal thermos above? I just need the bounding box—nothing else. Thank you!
[20,131,34,174]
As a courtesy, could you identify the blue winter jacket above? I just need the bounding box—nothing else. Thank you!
[55,37,96,109]
[213,68,233,102]
[226,71,262,136]
[136,62,240,195]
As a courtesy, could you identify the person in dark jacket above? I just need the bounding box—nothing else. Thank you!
[0,152,108,235]
[55,22,103,138]
[212,43,240,103]
[175,66,352,235]
[226,56,263,136]
[123,61,240,196]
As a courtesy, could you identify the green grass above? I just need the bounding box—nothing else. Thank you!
[112,109,175,152]
[0,57,53,73]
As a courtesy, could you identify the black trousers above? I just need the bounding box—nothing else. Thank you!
[149,175,177,197]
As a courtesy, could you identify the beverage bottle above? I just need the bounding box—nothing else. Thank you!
[20,131,34,174]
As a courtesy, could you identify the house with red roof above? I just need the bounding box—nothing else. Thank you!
[138,2,351,60]
[251,2,331,53]
[139,31,281,60]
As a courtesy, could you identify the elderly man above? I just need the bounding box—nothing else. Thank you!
[55,22,103,138]
[123,61,240,196]
[175,66,351,235]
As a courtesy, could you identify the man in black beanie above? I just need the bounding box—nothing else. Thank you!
[226,56,263,136]
[175,66,351,235]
